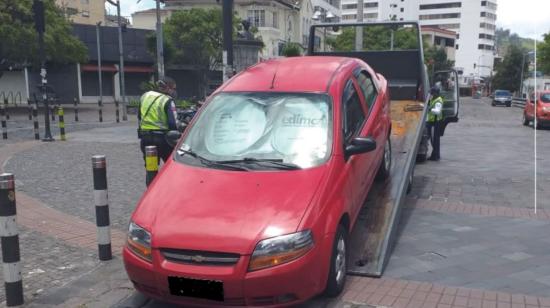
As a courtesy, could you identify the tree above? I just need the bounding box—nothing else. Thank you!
[150,8,240,96]
[0,0,87,69]
[424,45,454,83]
[537,32,550,74]
[492,44,528,93]
[281,42,302,57]
[327,25,419,52]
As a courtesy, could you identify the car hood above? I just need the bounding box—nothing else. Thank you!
[133,161,327,255]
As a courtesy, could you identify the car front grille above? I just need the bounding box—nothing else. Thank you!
[161,248,240,266]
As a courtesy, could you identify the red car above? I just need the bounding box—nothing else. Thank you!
[523,90,550,129]
[123,56,392,306]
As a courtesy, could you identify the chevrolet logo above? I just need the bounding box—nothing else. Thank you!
[191,255,206,263]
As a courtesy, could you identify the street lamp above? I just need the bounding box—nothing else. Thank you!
[105,0,127,121]
[312,10,336,52]
[519,51,535,98]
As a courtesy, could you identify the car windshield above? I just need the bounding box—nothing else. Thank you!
[495,90,511,97]
[541,94,550,103]
[178,92,333,170]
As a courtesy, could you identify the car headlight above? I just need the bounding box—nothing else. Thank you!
[543,106,550,112]
[127,221,152,262]
[248,230,314,272]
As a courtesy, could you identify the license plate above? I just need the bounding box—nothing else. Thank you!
[168,276,224,301]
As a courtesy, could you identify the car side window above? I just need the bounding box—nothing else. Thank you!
[343,80,366,142]
[355,71,378,113]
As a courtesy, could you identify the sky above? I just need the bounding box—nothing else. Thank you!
[117,0,550,40]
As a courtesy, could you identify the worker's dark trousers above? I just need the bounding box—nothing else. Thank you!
[139,133,174,163]
[426,121,442,160]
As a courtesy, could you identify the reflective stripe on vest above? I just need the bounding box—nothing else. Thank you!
[427,96,444,122]
[139,91,170,130]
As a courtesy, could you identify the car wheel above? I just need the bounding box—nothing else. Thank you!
[491,101,496,106]
[536,119,543,130]
[523,113,530,126]
[506,102,512,107]
[375,136,392,181]
[407,169,414,194]
[325,225,347,298]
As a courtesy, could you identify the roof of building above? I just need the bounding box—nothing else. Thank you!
[420,26,456,36]
[222,56,355,93]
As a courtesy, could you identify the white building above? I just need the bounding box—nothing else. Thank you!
[340,0,497,78]
[132,0,340,59]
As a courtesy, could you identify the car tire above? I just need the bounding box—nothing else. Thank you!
[523,113,530,126]
[407,169,414,194]
[491,101,496,106]
[325,225,347,298]
[506,102,512,107]
[536,119,543,130]
[375,136,392,181]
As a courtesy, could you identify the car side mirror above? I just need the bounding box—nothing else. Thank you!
[166,130,182,147]
[345,137,377,157]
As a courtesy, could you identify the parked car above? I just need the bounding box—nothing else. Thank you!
[491,89,513,107]
[523,91,550,129]
[123,56,392,306]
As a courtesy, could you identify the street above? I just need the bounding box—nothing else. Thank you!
[0,96,547,307]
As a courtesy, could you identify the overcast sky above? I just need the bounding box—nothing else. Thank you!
[117,0,550,40]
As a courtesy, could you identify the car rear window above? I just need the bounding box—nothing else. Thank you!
[541,94,550,103]
[495,90,511,96]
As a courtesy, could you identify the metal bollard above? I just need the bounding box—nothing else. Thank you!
[145,146,159,187]
[98,100,103,123]
[27,104,32,121]
[58,107,66,141]
[50,104,56,122]
[3,99,9,121]
[92,156,112,261]
[74,98,79,122]
[115,100,120,123]
[0,174,24,306]
[32,103,40,140]
[1,102,7,140]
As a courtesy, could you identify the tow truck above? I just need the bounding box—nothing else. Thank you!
[309,21,459,277]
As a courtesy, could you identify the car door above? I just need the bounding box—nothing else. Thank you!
[354,69,384,189]
[526,93,535,118]
[341,77,373,219]
[433,70,460,136]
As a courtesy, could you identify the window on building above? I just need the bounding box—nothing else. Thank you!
[272,11,278,28]
[247,10,265,28]
[419,2,461,10]
[365,2,378,8]
[456,33,460,39]
[342,14,357,20]
[66,7,78,16]
[478,44,494,50]
[456,44,459,49]
[479,33,494,40]
[419,13,461,20]
[81,10,90,17]
[365,13,378,19]
[481,1,497,10]
[437,23,460,30]
[81,0,89,4]
[479,22,495,30]
[400,7,404,12]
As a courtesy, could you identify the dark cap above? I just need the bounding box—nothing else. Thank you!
[430,86,440,96]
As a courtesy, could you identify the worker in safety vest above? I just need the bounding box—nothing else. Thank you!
[138,77,179,162]
[426,86,444,161]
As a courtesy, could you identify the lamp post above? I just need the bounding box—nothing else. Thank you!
[106,0,127,120]
[96,22,103,106]
[155,0,165,79]
[312,10,335,52]
[519,51,535,98]
[356,0,364,51]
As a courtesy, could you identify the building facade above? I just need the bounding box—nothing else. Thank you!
[132,0,340,59]
[340,0,497,78]
[55,0,105,25]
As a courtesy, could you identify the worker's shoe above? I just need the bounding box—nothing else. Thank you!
[428,156,440,161]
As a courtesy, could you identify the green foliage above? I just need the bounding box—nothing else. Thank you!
[327,26,419,52]
[424,46,455,82]
[537,32,550,75]
[492,44,528,92]
[0,0,87,66]
[495,28,535,55]
[155,8,241,69]
[139,80,158,92]
[281,42,302,57]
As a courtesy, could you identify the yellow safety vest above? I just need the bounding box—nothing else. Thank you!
[427,96,444,123]
[139,91,171,131]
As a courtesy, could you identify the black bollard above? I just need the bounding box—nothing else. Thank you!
[74,97,79,122]
[145,146,159,187]
[0,102,7,140]
[98,100,103,123]
[58,107,66,141]
[32,103,39,140]
[115,100,120,123]
[50,104,55,122]
[0,173,24,306]
[92,155,112,261]
[3,99,9,121]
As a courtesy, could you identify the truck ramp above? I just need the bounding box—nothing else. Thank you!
[348,99,426,277]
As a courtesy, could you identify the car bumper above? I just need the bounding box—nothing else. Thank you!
[123,240,327,307]
[493,99,511,105]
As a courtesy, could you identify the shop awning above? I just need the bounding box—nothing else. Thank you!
[123,66,154,73]
[81,64,118,72]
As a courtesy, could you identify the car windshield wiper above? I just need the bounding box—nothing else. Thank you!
[216,158,302,170]
[177,148,250,171]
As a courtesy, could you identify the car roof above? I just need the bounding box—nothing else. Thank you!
[221,56,355,93]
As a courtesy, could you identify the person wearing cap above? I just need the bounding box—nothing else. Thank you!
[138,77,180,162]
[426,86,444,161]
